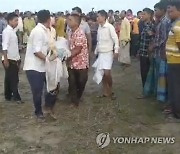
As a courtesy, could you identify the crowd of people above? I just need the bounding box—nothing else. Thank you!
[0,0,180,122]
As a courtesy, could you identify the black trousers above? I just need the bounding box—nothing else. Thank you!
[130,34,140,56]
[140,56,150,87]
[168,64,180,118]
[3,60,21,101]
[68,68,88,105]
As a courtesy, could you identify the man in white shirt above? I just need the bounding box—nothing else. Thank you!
[23,10,54,121]
[119,10,131,66]
[93,10,119,100]
[2,12,22,103]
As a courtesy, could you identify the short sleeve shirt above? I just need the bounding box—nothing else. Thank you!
[69,27,89,69]
[166,19,180,63]
[80,20,91,34]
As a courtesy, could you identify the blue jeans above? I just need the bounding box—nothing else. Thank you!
[26,70,46,116]
[26,70,58,116]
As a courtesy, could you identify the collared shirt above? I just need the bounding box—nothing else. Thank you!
[166,19,180,64]
[154,16,171,59]
[2,25,20,61]
[96,21,119,54]
[15,17,23,32]
[69,27,89,69]
[23,23,49,72]
[139,22,155,57]
[132,18,140,34]
[66,20,91,39]
[80,20,91,34]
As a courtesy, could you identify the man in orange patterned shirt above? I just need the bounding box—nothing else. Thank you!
[67,14,89,107]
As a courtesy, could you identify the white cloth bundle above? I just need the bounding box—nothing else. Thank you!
[45,38,71,92]
[45,56,62,92]
[56,37,71,60]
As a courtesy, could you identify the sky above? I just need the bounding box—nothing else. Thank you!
[0,0,159,13]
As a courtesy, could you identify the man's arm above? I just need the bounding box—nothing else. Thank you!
[174,24,180,50]
[109,25,119,54]
[2,50,9,68]
[86,33,92,53]
[68,33,84,60]
[2,30,10,68]
[33,32,46,61]
[85,23,92,52]
[126,21,131,42]
[177,42,180,50]
[34,52,46,61]
[70,46,82,58]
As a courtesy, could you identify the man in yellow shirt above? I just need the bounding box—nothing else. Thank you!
[130,11,142,57]
[166,1,180,119]
[119,10,131,66]
[24,12,36,36]
[55,12,66,38]
[23,12,36,44]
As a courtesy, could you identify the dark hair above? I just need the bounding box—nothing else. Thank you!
[108,10,114,14]
[81,14,87,21]
[6,12,18,22]
[127,9,133,14]
[143,8,153,15]
[121,10,127,15]
[72,7,82,14]
[154,2,167,11]
[37,10,50,23]
[98,10,108,19]
[168,1,180,10]
[137,11,142,16]
[89,12,97,22]
[70,14,82,25]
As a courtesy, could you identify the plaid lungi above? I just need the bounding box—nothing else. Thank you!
[143,58,157,97]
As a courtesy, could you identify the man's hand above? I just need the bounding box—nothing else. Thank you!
[3,59,9,68]
[66,56,72,66]
[66,56,72,63]
[136,53,140,60]
[114,53,119,60]
[148,43,155,52]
